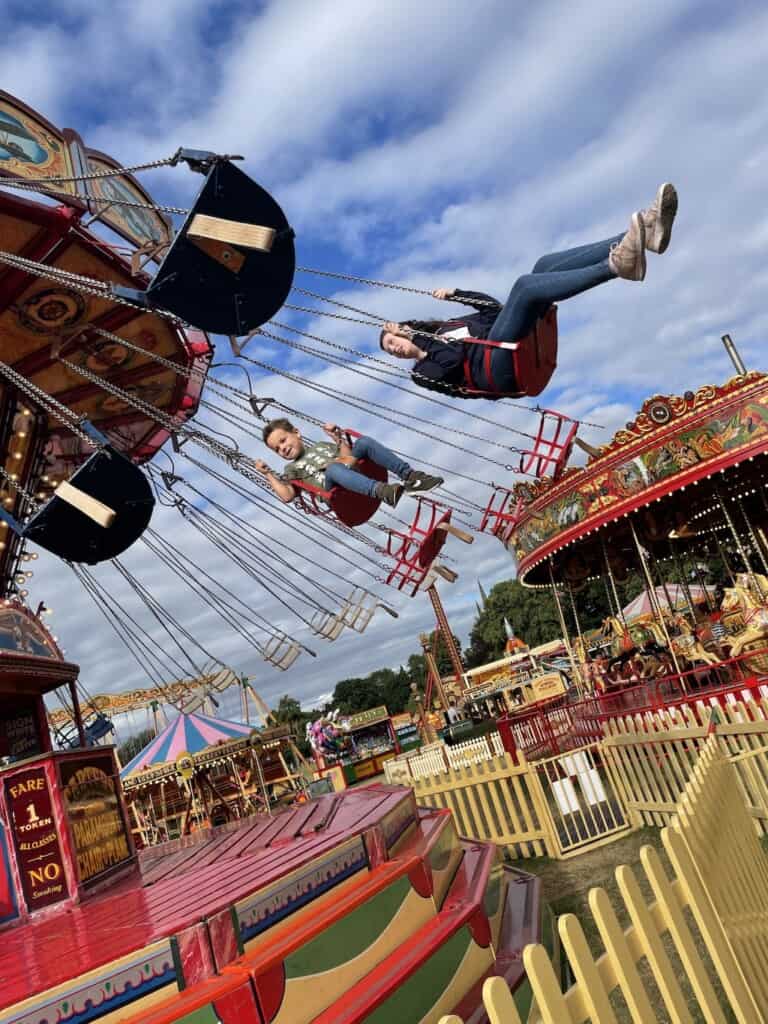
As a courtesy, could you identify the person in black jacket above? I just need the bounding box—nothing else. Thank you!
[379,185,677,399]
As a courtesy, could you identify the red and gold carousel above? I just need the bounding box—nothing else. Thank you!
[488,341,768,758]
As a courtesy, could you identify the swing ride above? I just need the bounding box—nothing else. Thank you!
[0,90,568,1024]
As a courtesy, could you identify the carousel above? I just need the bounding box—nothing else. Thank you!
[481,340,768,758]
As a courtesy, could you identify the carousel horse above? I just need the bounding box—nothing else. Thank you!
[600,616,668,671]
[665,611,721,669]
[720,581,768,672]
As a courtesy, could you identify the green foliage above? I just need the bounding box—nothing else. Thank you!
[463,576,647,668]
[117,727,155,766]
[329,666,412,715]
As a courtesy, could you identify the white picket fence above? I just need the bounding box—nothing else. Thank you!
[384,732,504,783]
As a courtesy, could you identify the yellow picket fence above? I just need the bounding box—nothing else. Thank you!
[601,697,768,834]
[440,736,768,1024]
[411,752,558,858]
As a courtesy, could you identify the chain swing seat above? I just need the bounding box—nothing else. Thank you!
[460,305,558,398]
[114,157,295,336]
[0,422,154,564]
[310,608,347,641]
[262,633,303,671]
[384,498,473,597]
[291,430,387,527]
[519,408,577,480]
[479,487,525,545]
[341,587,399,633]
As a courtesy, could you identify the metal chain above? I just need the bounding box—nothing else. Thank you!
[0,464,39,511]
[0,249,189,325]
[253,328,523,471]
[0,153,183,186]
[0,358,97,449]
[295,266,502,307]
[1,176,188,215]
[56,353,384,549]
[261,321,537,449]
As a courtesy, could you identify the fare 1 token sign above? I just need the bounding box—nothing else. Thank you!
[5,766,69,911]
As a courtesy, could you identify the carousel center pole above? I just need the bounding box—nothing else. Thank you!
[599,535,628,628]
[548,561,584,695]
[628,520,685,683]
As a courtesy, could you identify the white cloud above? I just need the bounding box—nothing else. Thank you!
[2,1,767,727]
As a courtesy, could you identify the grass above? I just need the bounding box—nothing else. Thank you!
[515,828,741,1023]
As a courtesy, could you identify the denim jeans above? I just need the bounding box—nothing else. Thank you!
[324,435,412,496]
[487,234,623,342]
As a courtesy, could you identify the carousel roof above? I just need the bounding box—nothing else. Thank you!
[505,371,768,585]
[120,711,254,778]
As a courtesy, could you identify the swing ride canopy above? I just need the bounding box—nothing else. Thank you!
[0,91,211,589]
[120,710,254,778]
[502,372,768,586]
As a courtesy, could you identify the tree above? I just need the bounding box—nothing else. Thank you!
[117,727,155,766]
[329,676,385,714]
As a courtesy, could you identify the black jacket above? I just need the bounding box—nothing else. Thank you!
[408,290,506,398]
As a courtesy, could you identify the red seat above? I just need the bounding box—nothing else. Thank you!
[385,499,452,596]
[513,304,558,397]
[291,439,386,529]
[461,306,558,399]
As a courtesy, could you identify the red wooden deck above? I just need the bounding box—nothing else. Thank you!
[0,787,409,1013]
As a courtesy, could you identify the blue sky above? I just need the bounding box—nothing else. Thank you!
[4,0,768,730]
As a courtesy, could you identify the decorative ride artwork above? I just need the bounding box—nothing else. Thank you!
[509,375,768,572]
[0,94,72,183]
[59,752,132,884]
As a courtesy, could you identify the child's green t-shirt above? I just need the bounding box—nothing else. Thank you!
[281,440,340,489]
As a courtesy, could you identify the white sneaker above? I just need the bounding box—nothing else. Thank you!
[642,183,678,254]
[609,212,647,281]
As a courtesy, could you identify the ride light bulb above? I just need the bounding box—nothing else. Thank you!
[24,571,32,579]
[14,574,24,584]
[30,552,37,559]
[19,590,28,598]
[12,453,21,460]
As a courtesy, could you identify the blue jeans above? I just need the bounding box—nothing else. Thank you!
[324,436,412,497]
[487,234,623,342]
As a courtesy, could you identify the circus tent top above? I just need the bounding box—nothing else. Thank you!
[120,711,254,778]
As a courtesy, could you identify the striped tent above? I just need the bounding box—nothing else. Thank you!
[621,585,713,621]
[120,711,254,778]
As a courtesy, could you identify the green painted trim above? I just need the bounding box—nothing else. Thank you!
[285,875,412,979]
[364,926,473,1024]
[483,863,503,919]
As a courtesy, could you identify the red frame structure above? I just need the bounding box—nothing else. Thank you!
[519,409,577,480]
[384,498,453,597]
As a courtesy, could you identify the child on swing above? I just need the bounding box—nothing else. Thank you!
[255,418,442,507]
[379,184,678,399]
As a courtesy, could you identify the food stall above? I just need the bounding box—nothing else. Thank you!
[312,706,400,784]
[462,639,569,719]
[390,712,421,753]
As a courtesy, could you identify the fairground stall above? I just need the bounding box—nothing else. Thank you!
[462,638,568,719]
[0,601,134,925]
[311,705,400,784]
